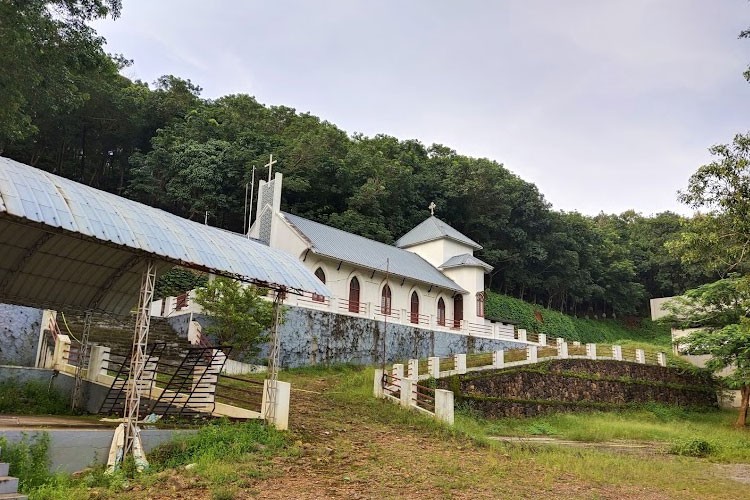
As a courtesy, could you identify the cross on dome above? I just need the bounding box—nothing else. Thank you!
[428,201,436,216]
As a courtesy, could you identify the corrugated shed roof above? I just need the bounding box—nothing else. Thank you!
[440,254,494,272]
[0,156,329,315]
[395,216,482,250]
[281,212,466,293]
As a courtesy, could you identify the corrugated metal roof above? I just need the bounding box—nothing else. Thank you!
[395,216,482,250]
[281,212,466,293]
[440,254,494,272]
[0,156,329,315]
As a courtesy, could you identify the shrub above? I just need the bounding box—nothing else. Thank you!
[668,439,715,457]
[0,432,52,492]
[0,379,70,415]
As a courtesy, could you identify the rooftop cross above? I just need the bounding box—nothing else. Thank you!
[428,201,436,216]
[265,154,277,181]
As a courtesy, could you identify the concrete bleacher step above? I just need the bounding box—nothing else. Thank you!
[0,475,20,495]
[61,313,194,362]
[0,464,7,477]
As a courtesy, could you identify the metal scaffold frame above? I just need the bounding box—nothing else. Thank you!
[122,259,156,467]
[71,310,93,411]
[264,288,286,426]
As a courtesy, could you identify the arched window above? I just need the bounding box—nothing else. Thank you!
[453,294,464,328]
[437,298,446,326]
[410,291,420,324]
[381,284,392,315]
[312,267,326,302]
[476,291,485,318]
[348,276,360,313]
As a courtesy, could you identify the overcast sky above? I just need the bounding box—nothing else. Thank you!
[92,0,750,216]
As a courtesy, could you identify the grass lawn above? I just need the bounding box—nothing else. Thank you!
[10,364,750,499]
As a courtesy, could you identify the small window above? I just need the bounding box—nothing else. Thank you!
[476,292,485,318]
[410,291,420,324]
[437,298,446,326]
[381,284,392,315]
[312,267,326,302]
[349,277,361,313]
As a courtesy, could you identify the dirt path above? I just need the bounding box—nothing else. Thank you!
[488,435,668,455]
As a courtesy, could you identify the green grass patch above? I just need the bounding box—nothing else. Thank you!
[486,292,671,346]
[0,379,71,415]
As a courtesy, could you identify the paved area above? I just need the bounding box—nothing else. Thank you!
[0,414,115,430]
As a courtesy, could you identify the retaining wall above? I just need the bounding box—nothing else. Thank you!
[177,306,523,368]
[438,359,717,418]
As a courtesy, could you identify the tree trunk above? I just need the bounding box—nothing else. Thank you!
[736,385,750,427]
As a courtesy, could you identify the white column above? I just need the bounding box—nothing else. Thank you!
[455,353,467,374]
[558,341,569,359]
[526,345,538,363]
[262,379,290,431]
[434,389,454,425]
[657,352,667,367]
[373,368,384,398]
[392,363,404,380]
[408,359,419,379]
[538,333,547,346]
[163,296,177,315]
[88,345,110,382]
[612,345,623,361]
[586,343,597,360]
[493,350,505,369]
[518,329,527,342]
[428,357,440,378]
[400,379,414,408]
[53,334,71,370]
[636,349,646,364]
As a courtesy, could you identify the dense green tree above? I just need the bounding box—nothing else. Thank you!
[194,278,275,359]
[662,276,750,426]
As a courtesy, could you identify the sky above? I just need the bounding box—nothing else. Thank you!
[92,0,750,216]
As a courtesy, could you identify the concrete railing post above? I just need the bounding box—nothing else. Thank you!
[434,389,454,425]
[455,353,467,374]
[538,333,547,346]
[163,296,177,315]
[408,359,419,379]
[374,368,384,398]
[427,356,440,378]
[526,345,538,363]
[612,345,623,361]
[558,341,569,359]
[518,329,527,342]
[262,379,291,431]
[52,334,71,370]
[657,352,667,367]
[493,350,505,369]
[635,349,646,364]
[87,345,110,382]
[400,379,414,408]
[586,343,597,360]
[392,363,404,380]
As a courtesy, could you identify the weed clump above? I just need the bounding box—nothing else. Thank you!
[668,439,715,457]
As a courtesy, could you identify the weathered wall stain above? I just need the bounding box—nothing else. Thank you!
[0,303,43,366]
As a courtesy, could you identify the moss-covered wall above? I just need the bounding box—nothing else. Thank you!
[437,359,717,418]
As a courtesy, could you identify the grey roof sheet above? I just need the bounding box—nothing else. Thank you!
[395,216,482,249]
[281,212,465,293]
[440,254,494,272]
[0,157,329,315]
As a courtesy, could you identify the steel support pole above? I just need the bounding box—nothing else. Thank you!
[71,310,93,411]
[264,289,285,426]
[123,259,156,463]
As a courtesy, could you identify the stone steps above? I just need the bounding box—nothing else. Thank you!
[0,466,26,499]
[61,313,193,363]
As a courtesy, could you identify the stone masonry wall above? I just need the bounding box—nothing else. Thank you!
[0,303,43,366]
[438,359,717,418]
[181,306,523,368]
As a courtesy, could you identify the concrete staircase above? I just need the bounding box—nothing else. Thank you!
[61,312,193,362]
[0,460,27,500]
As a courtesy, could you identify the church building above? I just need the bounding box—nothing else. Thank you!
[248,173,515,340]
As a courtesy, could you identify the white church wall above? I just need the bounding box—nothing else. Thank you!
[270,213,309,262]
[443,267,485,323]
